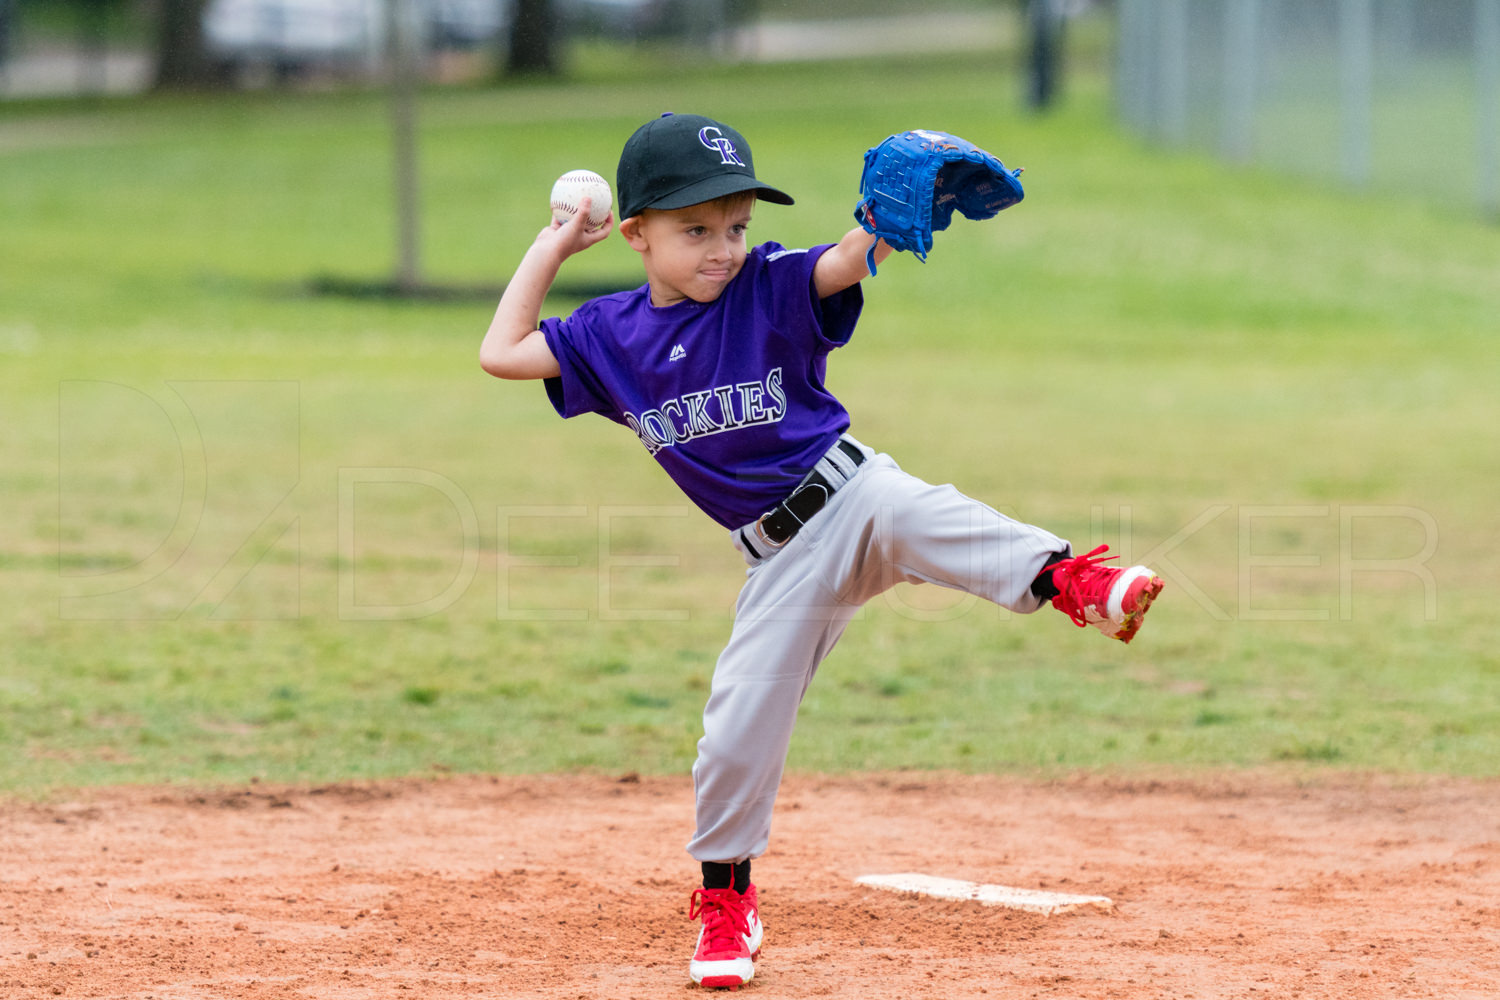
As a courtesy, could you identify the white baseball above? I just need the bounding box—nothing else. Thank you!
[550,169,612,231]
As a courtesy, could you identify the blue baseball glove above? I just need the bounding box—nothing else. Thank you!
[854,129,1025,274]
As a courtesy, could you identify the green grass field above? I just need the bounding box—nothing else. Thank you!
[3,51,1498,796]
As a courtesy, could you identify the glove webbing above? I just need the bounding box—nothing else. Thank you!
[854,130,1024,276]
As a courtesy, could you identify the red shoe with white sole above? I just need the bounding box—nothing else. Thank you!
[688,884,763,989]
[1049,545,1165,644]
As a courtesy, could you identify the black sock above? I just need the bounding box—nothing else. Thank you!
[1030,550,1069,602]
[702,860,752,894]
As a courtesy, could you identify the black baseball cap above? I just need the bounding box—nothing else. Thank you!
[616,113,794,220]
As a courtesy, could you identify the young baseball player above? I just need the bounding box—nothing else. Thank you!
[479,112,1165,989]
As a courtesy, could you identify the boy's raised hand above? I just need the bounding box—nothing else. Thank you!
[536,194,614,256]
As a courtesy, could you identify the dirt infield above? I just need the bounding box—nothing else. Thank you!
[3,771,1497,999]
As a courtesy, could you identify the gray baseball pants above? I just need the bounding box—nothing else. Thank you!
[687,437,1069,863]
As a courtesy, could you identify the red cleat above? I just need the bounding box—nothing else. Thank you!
[1049,545,1165,644]
[689,884,763,989]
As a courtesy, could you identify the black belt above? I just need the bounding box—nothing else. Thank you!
[744,439,866,556]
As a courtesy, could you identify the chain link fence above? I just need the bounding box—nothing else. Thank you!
[1117,0,1500,218]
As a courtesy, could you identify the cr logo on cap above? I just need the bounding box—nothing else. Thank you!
[698,127,745,167]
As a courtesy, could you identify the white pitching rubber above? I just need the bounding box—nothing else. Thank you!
[856,873,1113,916]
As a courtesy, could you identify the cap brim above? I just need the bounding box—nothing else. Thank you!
[639,174,794,215]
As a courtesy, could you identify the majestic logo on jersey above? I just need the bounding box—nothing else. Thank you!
[698,126,745,166]
[624,367,784,456]
[669,343,687,362]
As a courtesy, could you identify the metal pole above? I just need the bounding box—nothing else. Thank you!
[1114,0,1147,133]
[388,0,422,293]
[1026,0,1064,111]
[1222,0,1261,164]
[1339,0,1374,188]
[1157,0,1189,146]
[1478,0,1500,218]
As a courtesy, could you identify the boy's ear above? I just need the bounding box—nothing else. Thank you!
[618,215,648,250]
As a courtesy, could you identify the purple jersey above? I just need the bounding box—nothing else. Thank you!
[541,242,863,528]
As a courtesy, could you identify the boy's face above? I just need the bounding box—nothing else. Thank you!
[622,198,754,308]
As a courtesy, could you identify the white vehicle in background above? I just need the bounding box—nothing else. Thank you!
[430,0,510,46]
[202,0,509,81]
[558,0,682,40]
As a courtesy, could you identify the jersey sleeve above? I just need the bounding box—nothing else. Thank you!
[539,304,621,421]
[815,274,862,350]
[764,242,863,353]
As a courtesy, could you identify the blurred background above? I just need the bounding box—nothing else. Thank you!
[3,0,1497,217]
[3,1,1499,788]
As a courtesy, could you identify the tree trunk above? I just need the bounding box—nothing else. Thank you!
[505,0,560,77]
[153,0,222,90]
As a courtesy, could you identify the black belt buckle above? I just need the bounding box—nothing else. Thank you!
[748,439,866,553]
[753,480,830,549]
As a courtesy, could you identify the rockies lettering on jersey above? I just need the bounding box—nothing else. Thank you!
[625,368,785,455]
[540,241,864,528]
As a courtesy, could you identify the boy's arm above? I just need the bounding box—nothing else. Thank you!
[812,224,893,300]
[479,201,612,381]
